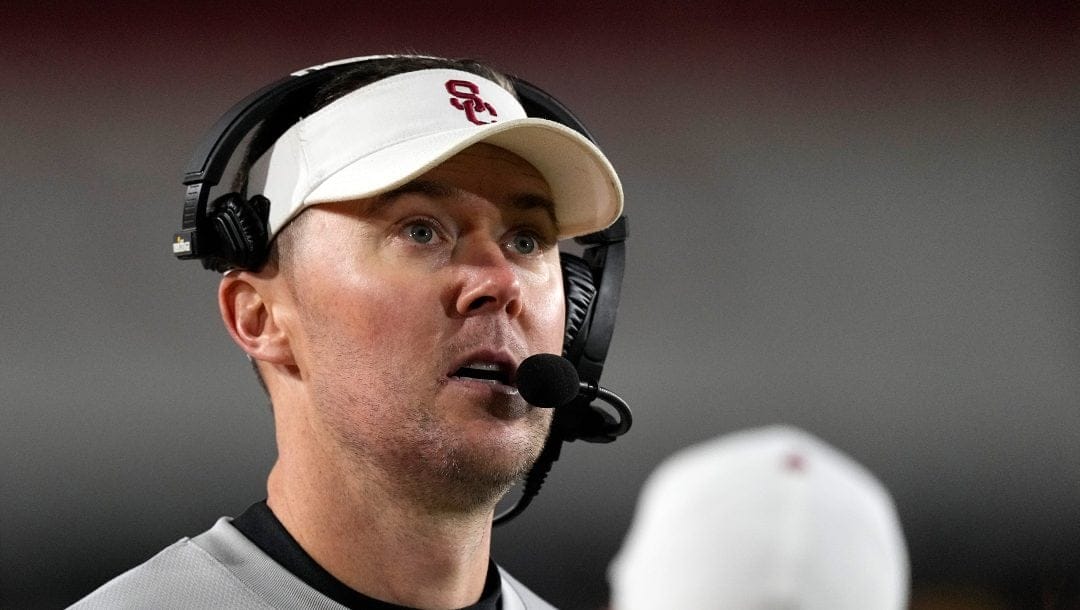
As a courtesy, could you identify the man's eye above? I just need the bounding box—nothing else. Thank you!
[509,232,540,255]
[406,223,436,244]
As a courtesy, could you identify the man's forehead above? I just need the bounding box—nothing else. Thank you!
[432,143,549,186]
[372,178,559,229]
[372,143,558,225]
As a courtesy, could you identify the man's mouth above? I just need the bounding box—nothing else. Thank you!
[451,362,512,386]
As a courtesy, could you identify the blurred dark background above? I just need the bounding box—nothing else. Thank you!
[3,3,1080,608]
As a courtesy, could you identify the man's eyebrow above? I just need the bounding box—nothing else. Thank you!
[377,179,454,202]
[376,179,559,229]
[511,192,559,230]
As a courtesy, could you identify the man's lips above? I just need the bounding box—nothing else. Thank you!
[451,362,510,384]
[447,351,520,394]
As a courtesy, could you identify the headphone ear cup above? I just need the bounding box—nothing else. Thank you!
[561,252,596,360]
[206,194,269,271]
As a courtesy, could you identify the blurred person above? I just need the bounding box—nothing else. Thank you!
[608,425,909,610]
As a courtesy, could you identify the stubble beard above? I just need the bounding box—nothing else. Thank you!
[407,404,549,512]
[313,369,551,515]
[291,279,553,514]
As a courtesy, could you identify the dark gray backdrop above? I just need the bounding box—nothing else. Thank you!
[4,4,1080,608]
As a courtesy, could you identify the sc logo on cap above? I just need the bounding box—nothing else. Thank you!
[445,80,498,125]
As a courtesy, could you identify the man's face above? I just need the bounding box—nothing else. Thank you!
[272,143,564,508]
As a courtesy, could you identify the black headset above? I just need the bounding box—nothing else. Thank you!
[172,56,629,523]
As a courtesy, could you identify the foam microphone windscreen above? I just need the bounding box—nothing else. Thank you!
[516,353,581,408]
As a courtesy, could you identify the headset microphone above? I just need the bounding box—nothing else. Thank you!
[515,353,633,440]
[516,353,580,408]
[495,353,633,525]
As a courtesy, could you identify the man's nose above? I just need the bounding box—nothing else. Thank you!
[452,238,523,318]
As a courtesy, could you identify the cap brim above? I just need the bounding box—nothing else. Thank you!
[303,117,623,239]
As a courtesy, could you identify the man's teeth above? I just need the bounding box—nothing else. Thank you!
[450,363,519,395]
[454,362,507,383]
[465,362,500,370]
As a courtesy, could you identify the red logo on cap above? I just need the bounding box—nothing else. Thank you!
[446,80,498,125]
[784,452,807,472]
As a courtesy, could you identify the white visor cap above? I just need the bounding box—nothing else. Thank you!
[249,68,623,240]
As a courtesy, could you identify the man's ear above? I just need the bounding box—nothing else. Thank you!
[218,271,295,366]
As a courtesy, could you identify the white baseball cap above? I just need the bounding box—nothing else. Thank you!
[608,425,910,610]
[247,68,623,241]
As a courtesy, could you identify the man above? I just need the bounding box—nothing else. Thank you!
[73,55,623,609]
[607,425,909,610]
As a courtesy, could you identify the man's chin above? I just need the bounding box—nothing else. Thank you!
[414,470,522,514]
[420,434,547,510]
